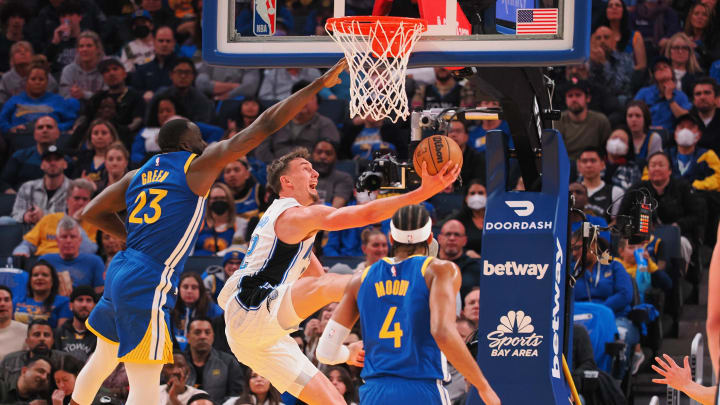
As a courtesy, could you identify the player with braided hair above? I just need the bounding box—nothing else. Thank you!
[317,204,500,405]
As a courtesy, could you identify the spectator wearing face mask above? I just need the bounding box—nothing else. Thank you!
[604,127,642,191]
[666,113,720,191]
[120,10,155,72]
[194,183,237,256]
[452,179,487,258]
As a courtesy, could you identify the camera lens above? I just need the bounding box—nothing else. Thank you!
[356,172,383,192]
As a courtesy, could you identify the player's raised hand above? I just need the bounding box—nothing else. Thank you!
[652,354,692,391]
[417,161,461,199]
[347,341,365,367]
[320,58,348,88]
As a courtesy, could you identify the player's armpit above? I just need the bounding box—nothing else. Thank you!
[80,170,136,241]
[300,253,325,278]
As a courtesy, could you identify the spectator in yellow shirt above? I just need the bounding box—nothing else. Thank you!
[13,179,98,257]
[617,237,673,293]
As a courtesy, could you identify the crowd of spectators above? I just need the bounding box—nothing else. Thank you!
[0,0,718,403]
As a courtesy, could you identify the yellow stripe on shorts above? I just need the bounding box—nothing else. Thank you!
[120,321,174,364]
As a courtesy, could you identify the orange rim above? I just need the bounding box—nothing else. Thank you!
[325,16,428,36]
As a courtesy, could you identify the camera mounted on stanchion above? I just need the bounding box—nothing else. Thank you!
[355,153,419,192]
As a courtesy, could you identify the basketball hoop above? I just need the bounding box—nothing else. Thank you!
[325,16,427,123]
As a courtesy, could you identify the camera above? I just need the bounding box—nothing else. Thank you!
[355,153,420,192]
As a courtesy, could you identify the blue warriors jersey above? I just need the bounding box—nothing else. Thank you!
[234,182,261,219]
[125,151,206,271]
[357,255,448,381]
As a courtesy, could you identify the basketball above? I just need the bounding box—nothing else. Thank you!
[412,135,463,176]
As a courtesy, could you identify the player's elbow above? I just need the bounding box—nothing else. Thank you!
[431,322,454,346]
[707,314,720,335]
[79,205,93,223]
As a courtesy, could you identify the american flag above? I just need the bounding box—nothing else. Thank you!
[516,8,558,35]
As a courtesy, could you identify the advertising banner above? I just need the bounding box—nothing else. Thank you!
[466,129,572,404]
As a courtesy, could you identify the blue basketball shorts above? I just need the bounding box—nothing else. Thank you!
[87,249,178,364]
[359,377,451,405]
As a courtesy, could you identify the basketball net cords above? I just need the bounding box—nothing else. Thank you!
[326,19,425,123]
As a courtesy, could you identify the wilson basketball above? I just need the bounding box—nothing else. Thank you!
[413,135,463,176]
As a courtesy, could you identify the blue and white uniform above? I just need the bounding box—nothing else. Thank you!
[87,151,206,364]
[218,197,318,396]
[357,255,451,404]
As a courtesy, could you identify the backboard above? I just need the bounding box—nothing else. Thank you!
[202,0,590,68]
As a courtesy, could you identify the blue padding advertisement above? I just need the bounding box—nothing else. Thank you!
[467,129,572,404]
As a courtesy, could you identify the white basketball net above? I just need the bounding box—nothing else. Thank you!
[326,18,426,123]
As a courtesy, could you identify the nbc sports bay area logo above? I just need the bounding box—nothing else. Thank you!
[486,310,543,357]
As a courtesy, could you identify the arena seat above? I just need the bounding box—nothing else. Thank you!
[573,301,618,374]
[183,256,223,274]
[213,97,245,128]
[318,99,348,127]
[429,192,464,221]
[7,133,35,155]
[335,159,358,178]
[0,267,28,301]
[0,223,24,258]
[320,255,364,270]
[0,193,16,217]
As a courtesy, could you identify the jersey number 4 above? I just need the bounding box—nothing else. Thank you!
[379,306,403,348]
[129,189,168,224]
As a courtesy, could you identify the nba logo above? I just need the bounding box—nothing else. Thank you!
[253,0,276,36]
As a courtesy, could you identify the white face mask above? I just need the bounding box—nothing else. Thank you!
[467,194,486,210]
[606,138,628,156]
[355,191,376,204]
[675,128,697,147]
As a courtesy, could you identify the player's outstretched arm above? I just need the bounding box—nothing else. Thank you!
[426,259,501,405]
[707,223,720,375]
[185,59,347,195]
[80,170,137,241]
[277,162,460,244]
